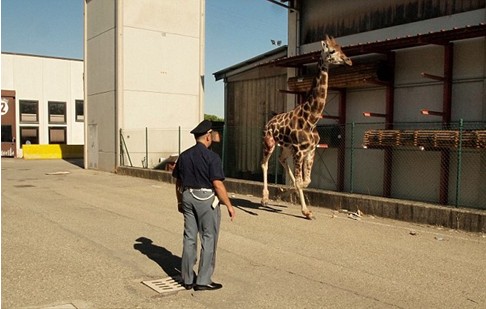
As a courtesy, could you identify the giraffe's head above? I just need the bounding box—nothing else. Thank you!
[321,35,352,66]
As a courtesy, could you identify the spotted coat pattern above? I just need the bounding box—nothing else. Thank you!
[260,36,352,219]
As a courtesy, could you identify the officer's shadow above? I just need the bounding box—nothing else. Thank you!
[133,237,181,278]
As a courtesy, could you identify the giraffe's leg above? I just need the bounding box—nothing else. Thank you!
[293,156,315,220]
[261,136,276,206]
[278,147,295,185]
[302,148,316,188]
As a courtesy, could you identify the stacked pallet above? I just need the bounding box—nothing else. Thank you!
[363,130,400,147]
[330,63,383,88]
[459,131,477,148]
[399,130,415,146]
[474,130,486,148]
[287,75,313,93]
[287,62,388,93]
[363,129,486,149]
[414,130,458,148]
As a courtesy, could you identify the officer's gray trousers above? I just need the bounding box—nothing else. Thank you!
[181,189,221,286]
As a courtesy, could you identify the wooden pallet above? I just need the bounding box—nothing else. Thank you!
[363,129,486,149]
[474,130,486,148]
[414,130,458,148]
[398,130,415,146]
[287,62,389,92]
[363,130,400,147]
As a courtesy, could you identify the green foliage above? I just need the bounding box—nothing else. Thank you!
[204,114,224,122]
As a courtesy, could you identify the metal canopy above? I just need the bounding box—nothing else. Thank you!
[274,23,486,67]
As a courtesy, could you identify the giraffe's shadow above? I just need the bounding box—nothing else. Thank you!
[232,196,306,220]
[133,237,181,278]
[231,198,281,216]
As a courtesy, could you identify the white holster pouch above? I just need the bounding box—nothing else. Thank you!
[189,188,219,208]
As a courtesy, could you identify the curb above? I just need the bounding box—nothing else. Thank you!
[116,166,485,233]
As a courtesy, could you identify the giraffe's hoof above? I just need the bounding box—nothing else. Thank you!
[304,212,315,220]
[261,199,269,207]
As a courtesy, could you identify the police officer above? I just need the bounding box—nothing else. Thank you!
[172,120,236,291]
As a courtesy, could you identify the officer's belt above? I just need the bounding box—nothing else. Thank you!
[184,187,213,192]
[186,187,214,201]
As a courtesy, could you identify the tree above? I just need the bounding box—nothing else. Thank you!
[204,114,224,122]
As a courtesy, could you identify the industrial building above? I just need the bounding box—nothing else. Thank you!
[1,53,84,158]
[215,0,485,209]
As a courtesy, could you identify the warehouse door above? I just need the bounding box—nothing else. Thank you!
[1,91,16,157]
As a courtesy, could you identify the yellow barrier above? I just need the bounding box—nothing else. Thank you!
[23,144,84,159]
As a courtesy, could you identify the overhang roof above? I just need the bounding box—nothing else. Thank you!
[213,45,287,81]
[274,23,486,67]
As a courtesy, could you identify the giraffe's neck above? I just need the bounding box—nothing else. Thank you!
[303,62,329,122]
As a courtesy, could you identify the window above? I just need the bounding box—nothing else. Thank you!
[48,101,66,124]
[75,100,84,122]
[20,100,39,123]
[20,127,39,146]
[1,125,13,142]
[49,127,66,144]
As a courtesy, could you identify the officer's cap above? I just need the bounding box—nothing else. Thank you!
[190,120,213,136]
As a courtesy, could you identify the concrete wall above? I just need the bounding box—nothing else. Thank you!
[1,53,84,158]
[85,0,205,171]
[85,0,117,170]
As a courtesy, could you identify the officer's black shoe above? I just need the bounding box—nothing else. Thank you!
[193,282,223,291]
[183,283,194,290]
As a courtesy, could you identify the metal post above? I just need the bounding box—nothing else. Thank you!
[439,43,454,204]
[350,122,355,193]
[145,127,148,168]
[178,126,181,156]
[383,52,395,197]
[120,128,133,167]
[119,128,123,166]
[337,89,346,192]
[455,119,464,207]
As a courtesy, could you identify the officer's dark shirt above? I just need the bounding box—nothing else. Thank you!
[172,142,225,189]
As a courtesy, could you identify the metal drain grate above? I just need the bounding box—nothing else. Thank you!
[142,277,185,294]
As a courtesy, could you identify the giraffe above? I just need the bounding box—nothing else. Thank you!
[261,36,352,219]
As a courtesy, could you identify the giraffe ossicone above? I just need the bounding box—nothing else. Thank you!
[261,35,352,220]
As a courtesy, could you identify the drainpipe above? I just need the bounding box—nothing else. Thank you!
[83,1,88,169]
[199,0,206,120]
[115,0,124,170]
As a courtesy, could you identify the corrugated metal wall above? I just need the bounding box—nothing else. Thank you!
[300,0,485,43]
[224,70,288,180]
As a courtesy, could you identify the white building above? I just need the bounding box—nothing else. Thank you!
[84,0,205,171]
[1,53,84,158]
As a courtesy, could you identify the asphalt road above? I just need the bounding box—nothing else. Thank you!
[2,158,485,309]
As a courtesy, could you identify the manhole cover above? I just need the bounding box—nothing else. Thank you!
[142,277,185,294]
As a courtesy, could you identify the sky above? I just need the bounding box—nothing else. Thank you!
[1,0,288,118]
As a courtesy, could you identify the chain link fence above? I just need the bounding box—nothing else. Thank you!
[346,121,485,210]
[119,120,485,210]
